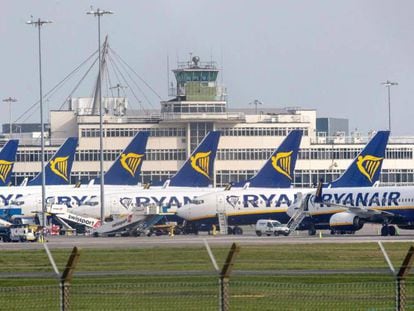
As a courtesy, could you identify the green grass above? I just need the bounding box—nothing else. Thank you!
[0,242,413,310]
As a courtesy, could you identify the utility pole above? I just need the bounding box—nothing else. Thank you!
[2,97,17,136]
[27,17,52,229]
[381,80,398,131]
[87,7,113,223]
[249,99,262,115]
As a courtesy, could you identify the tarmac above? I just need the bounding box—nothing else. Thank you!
[1,223,414,250]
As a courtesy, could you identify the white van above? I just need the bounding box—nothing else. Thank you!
[255,219,290,236]
[8,225,38,242]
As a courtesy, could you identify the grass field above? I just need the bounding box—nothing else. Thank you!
[0,242,413,310]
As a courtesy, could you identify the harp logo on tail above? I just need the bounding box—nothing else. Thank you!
[271,151,293,180]
[120,153,144,177]
[191,151,211,179]
[0,160,13,183]
[50,156,69,182]
[356,155,383,182]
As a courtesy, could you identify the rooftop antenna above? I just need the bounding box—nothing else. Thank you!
[249,99,263,115]
[167,54,170,97]
[109,83,127,97]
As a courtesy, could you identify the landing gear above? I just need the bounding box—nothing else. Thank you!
[308,225,316,236]
[381,225,397,236]
[233,226,243,235]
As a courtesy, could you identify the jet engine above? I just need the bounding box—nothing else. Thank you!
[329,212,364,232]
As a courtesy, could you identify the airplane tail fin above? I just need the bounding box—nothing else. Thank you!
[330,130,390,188]
[247,130,303,188]
[168,131,220,187]
[28,137,78,186]
[99,131,149,185]
[0,140,19,186]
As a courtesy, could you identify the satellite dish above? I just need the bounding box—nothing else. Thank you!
[192,56,200,66]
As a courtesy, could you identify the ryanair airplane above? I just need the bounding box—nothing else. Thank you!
[236,129,302,188]
[287,184,414,236]
[166,131,220,187]
[28,137,78,186]
[0,140,19,187]
[329,131,389,188]
[95,131,149,185]
[176,131,392,235]
[0,131,221,219]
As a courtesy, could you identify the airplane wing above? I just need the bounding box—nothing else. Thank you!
[323,201,403,222]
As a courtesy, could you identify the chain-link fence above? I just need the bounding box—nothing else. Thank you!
[2,277,414,310]
[1,241,414,310]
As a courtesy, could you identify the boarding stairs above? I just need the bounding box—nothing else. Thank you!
[92,203,173,237]
[47,204,101,230]
[286,209,307,234]
[217,212,228,235]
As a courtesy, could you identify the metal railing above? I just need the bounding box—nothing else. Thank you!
[1,241,414,310]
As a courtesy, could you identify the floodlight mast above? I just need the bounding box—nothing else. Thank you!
[381,80,398,132]
[2,97,17,137]
[87,8,113,223]
[249,99,263,115]
[26,18,52,229]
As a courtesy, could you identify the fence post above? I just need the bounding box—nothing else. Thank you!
[60,246,81,311]
[396,246,414,311]
[219,243,240,311]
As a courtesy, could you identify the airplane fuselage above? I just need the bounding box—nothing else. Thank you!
[177,186,414,229]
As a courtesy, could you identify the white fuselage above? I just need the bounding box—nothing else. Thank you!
[0,185,220,218]
[177,187,311,225]
[177,186,414,228]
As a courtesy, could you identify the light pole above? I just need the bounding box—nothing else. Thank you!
[249,99,262,115]
[27,17,52,229]
[2,97,17,137]
[87,8,113,223]
[381,80,398,131]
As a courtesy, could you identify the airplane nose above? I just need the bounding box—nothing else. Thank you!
[176,204,191,220]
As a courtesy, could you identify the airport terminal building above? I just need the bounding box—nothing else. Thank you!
[5,57,414,187]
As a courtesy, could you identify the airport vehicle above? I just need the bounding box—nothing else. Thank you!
[1,224,38,242]
[0,139,19,187]
[176,131,391,234]
[255,219,290,236]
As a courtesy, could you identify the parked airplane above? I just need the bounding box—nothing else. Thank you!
[176,131,391,234]
[0,131,222,220]
[287,184,414,236]
[164,131,220,188]
[94,131,149,185]
[0,140,19,186]
[236,129,302,188]
[28,137,78,186]
[328,131,389,187]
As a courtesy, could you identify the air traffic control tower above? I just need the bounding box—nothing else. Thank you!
[161,56,242,151]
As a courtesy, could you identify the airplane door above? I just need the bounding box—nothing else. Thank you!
[217,195,225,214]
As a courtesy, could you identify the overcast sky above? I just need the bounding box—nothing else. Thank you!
[1,1,413,135]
